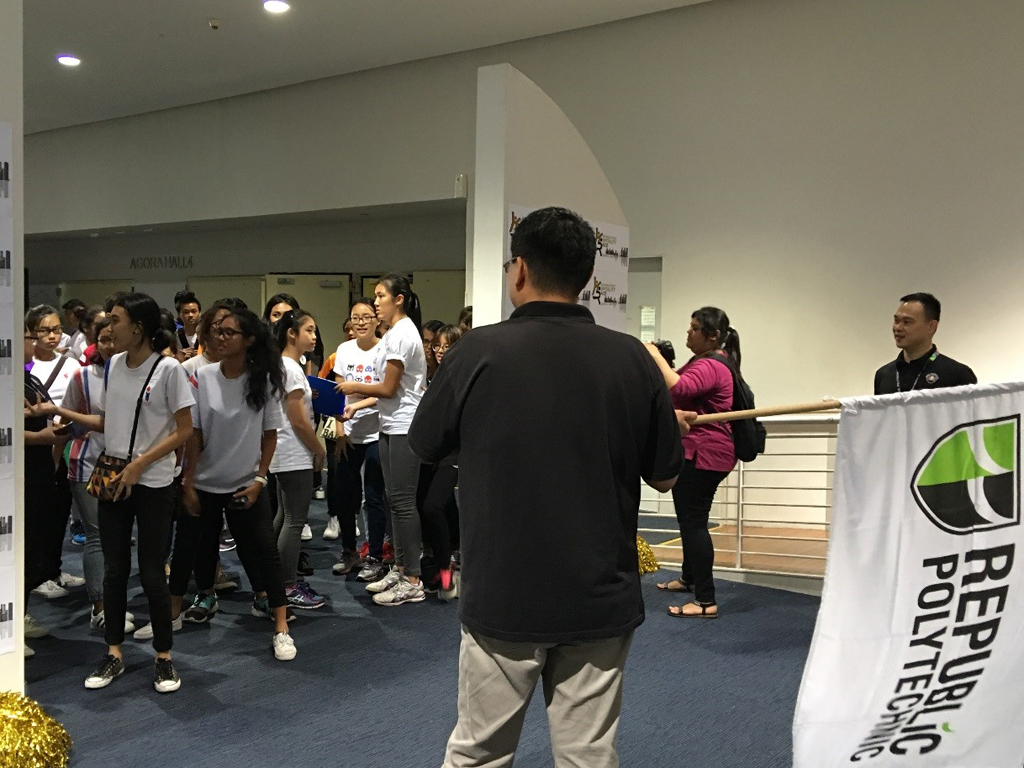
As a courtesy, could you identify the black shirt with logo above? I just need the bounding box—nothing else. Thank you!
[409,301,683,644]
[873,345,977,395]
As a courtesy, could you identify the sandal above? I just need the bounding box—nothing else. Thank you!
[656,579,692,593]
[668,601,718,619]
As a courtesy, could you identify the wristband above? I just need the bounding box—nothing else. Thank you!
[253,475,268,487]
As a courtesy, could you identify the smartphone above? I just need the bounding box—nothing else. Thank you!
[228,489,249,510]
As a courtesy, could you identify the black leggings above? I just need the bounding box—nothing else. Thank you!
[194,489,287,609]
[418,463,459,570]
[671,459,730,604]
[99,484,175,652]
[24,457,63,604]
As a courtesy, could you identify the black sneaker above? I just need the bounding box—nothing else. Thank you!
[297,551,314,577]
[154,657,181,693]
[84,654,125,689]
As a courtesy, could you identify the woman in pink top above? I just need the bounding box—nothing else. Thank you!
[646,306,739,618]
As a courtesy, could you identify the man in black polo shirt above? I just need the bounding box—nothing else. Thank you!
[410,207,684,767]
[874,292,976,395]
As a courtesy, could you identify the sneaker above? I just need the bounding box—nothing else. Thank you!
[273,632,297,661]
[132,613,183,641]
[153,657,181,693]
[332,549,360,575]
[323,516,340,540]
[251,596,296,622]
[70,520,86,545]
[213,571,239,592]
[219,532,236,552]
[357,559,386,583]
[301,523,313,542]
[358,541,370,562]
[313,486,326,500]
[183,593,219,624]
[90,610,137,634]
[297,551,314,577]
[382,541,395,564]
[286,581,326,610]
[24,614,49,639]
[84,654,125,689]
[365,567,402,594]
[439,568,459,602]
[58,571,87,588]
[31,580,68,599]
[452,550,462,570]
[24,645,35,658]
[372,578,426,606]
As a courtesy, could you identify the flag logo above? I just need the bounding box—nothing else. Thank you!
[911,415,1020,535]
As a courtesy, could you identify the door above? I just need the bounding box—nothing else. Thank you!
[412,270,466,326]
[57,280,134,309]
[186,275,265,317]
[265,274,352,358]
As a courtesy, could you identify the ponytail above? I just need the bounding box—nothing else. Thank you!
[271,309,314,352]
[227,309,285,410]
[691,306,740,371]
[377,273,422,333]
[115,293,172,354]
[722,326,742,371]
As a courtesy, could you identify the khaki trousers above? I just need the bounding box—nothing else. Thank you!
[442,625,634,768]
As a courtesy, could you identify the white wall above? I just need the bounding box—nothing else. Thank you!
[26,0,1024,404]
[0,0,24,692]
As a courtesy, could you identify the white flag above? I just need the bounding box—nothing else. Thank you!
[794,383,1024,768]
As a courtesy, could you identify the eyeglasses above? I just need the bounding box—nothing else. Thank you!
[36,325,63,337]
[432,344,451,353]
[350,315,376,325]
[211,327,244,339]
[502,256,519,273]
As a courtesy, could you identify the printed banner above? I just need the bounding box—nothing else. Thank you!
[505,205,628,332]
[0,122,13,657]
[793,383,1024,767]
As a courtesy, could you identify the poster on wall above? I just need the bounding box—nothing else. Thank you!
[506,205,628,333]
[0,122,15,657]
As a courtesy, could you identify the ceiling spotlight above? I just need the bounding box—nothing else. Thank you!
[264,1,290,13]
[57,55,81,67]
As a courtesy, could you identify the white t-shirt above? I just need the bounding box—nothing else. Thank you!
[270,357,315,473]
[333,339,385,444]
[378,317,427,435]
[31,355,82,406]
[67,330,88,362]
[191,365,285,494]
[62,365,105,483]
[182,352,215,377]
[100,352,195,489]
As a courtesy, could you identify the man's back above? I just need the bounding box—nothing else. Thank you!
[409,301,682,644]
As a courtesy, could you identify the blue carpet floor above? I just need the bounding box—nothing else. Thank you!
[26,510,821,768]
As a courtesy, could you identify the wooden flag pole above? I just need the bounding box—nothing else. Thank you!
[690,399,842,425]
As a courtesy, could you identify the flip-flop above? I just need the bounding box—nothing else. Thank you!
[668,602,718,619]
[656,579,692,593]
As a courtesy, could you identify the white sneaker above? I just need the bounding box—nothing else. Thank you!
[24,614,48,639]
[273,632,297,661]
[313,487,326,500]
[372,578,426,606]
[31,580,69,599]
[90,610,137,634]
[365,567,402,594]
[300,523,313,541]
[322,517,340,540]
[24,645,35,658]
[133,614,183,641]
[58,572,87,588]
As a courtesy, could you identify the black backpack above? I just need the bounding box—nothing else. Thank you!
[708,355,766,462]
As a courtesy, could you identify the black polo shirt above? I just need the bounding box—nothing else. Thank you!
[409,301,683,644]
[873,345,977,395]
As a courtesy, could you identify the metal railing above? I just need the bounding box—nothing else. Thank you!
[641,413,839,579]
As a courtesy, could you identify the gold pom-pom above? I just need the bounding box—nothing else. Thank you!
[637,535,660,574]
[0,691,72,768]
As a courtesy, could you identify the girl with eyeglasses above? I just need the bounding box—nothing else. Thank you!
[337,276,427,606]
[181,309,297,661]
[332,299,389,581]
[422,320,444,383]
[34,293,196,692]
[270,310,328,610]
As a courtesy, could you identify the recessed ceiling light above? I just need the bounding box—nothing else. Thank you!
[264,1,290,13]
[57,55,81,67]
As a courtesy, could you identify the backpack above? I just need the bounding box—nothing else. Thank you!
[707,355,766,462]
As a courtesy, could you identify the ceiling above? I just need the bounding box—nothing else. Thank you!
[25,0,710,134]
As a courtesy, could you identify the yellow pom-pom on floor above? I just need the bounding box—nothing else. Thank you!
[637,535,660,574]
[0,691,72,768]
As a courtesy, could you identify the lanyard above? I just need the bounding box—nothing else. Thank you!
[896,352,937,392]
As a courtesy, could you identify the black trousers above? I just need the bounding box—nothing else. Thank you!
[45,457,72,582]
[671,459,730,604]
[168,506,204,598]
[418,463,459,570]
[195,489,287,609]
[99,484,175,652]
[333,441,387,556]
[24,456,63,604]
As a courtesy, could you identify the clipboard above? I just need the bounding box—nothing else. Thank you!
[308,376,346,416]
